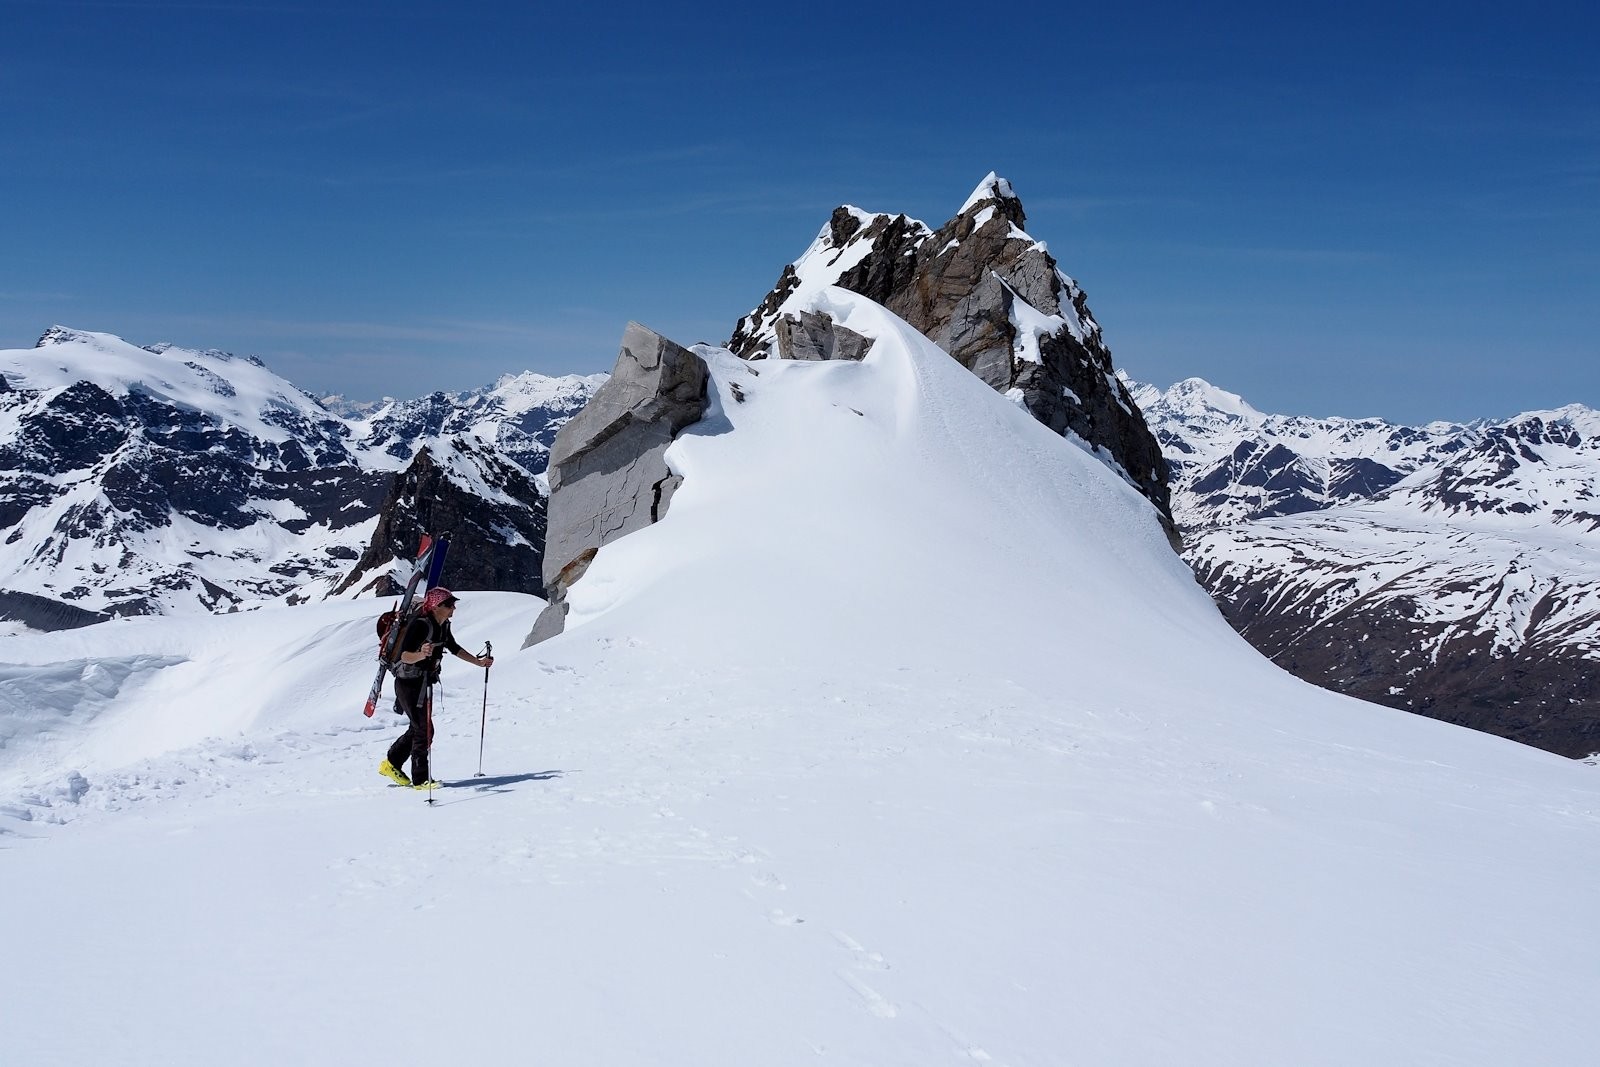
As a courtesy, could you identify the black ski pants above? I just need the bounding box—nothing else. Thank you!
[386,677,433,783]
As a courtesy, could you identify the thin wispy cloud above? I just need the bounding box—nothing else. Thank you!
[161,314,604,350]
[502,190,821,230]
[0,291,75,302]
[5,3,1592,420]
[1025,194,1204,218]
[6,0,371,12]
[1156,244,1387,266]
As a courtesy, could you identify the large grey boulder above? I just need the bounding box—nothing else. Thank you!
[776,309,874,363]
[524,323,709,646]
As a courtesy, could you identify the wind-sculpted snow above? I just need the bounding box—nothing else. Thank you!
[4,302,1599,1065]
[1143,377,1600,756]
[0,329,604,623]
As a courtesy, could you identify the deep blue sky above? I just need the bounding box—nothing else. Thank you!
[3,0,1596,423]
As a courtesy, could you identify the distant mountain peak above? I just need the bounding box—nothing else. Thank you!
[36,325,103,348]
[1157,377,1264,420]
[1509,403,1600,437]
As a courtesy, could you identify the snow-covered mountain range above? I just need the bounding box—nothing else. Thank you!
[6,291,1598,1065]
[1135,378,1600,757]
[0,327,603,626]
[5,169,1594,770]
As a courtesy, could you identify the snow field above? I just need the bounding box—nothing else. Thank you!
[4,290,1600,1065]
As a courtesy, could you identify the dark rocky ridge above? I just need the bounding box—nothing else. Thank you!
[0,589,110,630]
[335,441,549,600]
[1194,551,1600,758]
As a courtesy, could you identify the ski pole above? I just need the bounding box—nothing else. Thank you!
[475,640,492,777]
[425,681,438,806]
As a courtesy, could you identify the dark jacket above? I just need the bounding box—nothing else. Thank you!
[393,614,463,682]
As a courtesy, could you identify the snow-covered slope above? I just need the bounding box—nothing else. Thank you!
[5,292,1598,1065]
[0,328,603,623]
[1140,378,1600,756]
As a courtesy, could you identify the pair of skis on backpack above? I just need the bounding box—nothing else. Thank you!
[361,533,451,719]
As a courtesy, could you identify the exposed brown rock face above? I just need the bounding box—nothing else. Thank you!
[729,175,1175,544]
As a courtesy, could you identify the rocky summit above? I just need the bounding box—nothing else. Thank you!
[731,173,1175,544]
[525,176,1177,646]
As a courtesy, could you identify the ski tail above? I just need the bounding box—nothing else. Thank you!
[425,536,451,589]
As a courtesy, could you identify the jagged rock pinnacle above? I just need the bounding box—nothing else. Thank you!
[958,172,1026,230]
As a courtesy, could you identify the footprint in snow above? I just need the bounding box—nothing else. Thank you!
[836,970,897,1019]
[834,931,890,971]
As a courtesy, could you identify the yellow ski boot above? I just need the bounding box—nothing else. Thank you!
[378,760,411,786]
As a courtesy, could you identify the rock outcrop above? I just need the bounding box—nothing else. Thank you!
[730,174,1176,543]
[524,323,709,645]
[0,590,110,631]
[334,440,550,601]
[523,177,1179,646]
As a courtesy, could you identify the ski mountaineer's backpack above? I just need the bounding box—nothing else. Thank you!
[378,607,438,682]
[376,604,402,659]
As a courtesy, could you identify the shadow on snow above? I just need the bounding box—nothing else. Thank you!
[443,770,564,790]
[415,770,567,806]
